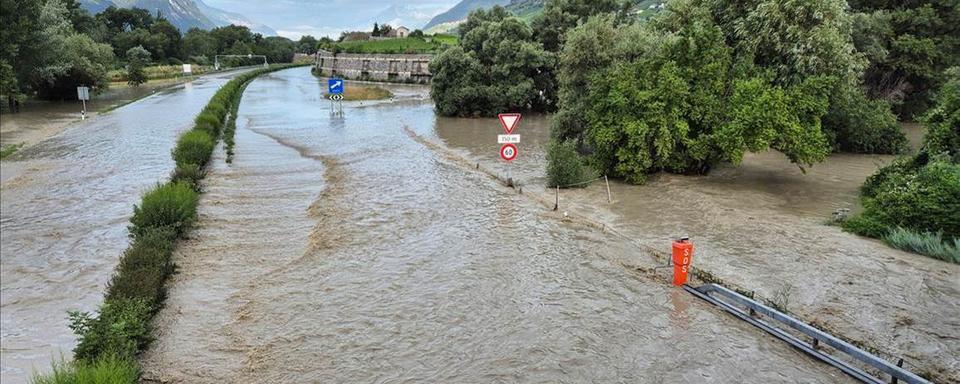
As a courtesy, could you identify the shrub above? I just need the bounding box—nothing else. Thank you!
[193,112,222,136]
[823,85,907,154]
[547,140,592,188]
[32,355,140,384]
[129,182,199,237]
[841,214,889,239]
[884,228,960,263]
[171,164,207,188]
[172,130,215,169]
[69,299,153,362]
[858,158,960,238]
[105,228,176,306]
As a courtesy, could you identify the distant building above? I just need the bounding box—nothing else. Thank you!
[386,26,410,39]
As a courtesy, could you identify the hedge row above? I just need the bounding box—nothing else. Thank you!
[33,64,307,384]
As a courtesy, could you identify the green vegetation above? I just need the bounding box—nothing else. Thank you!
[850,0,960,118]
[546,140,592,187]
[531,0,623,52]
[1,0,301,103]
[843,69,960,262]
[430,7,554,116]
[334,37,454,54]
[108,65,205,83]
[124,46,150,86]
[544,0,913,184]
[31,355,139,384]
[431,34,459,45]
[129,182,199,237]
[883,228,960,264]
[31,64,305,384]
[340,86,393,101]
[1,143,24,159]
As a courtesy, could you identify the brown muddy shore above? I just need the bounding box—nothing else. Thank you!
[141,67,956,382]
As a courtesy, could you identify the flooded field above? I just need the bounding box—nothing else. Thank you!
[1,77,198,148]
[429,108,959,381]
[0,71,247,383]
[142,67,863,382]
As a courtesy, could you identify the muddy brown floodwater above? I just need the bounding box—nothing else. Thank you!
[143,67,863,383]
[430,110,959,382]
[0,70,249,384]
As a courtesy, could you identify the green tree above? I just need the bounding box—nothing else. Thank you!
[0,0,42,98]
[27,0,113,100]
[210,25,254,53]
[297,35,318,54]
[531,0,624,52]
[431,7,554,117]
[149,18,182,62]
[372,23,380,37]
[126,45,150,86]
[97,6,152,33]
[183,28,217,62]
[557,1,844,183]
[850,0,960,117]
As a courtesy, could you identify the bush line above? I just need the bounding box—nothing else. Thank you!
[32,64,307,384]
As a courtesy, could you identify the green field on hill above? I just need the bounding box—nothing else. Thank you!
[336,36,457,54]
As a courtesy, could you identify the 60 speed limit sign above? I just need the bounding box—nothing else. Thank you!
[500,143,518,162]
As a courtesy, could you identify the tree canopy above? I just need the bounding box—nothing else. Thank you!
[430,7,555,117]
[554,0,877,183]
[1,0,297,100]
[849,0,960,118]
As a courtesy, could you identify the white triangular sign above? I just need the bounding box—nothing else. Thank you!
[499,113,522,134]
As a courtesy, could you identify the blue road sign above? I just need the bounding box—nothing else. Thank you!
[328,78,344,95]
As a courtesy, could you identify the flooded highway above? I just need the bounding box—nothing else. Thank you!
[141,67,855,382]
[0,70,247,383]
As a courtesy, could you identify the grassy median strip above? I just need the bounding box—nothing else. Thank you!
[31,64,307,384]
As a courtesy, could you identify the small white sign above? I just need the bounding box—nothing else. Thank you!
[76,86,90,101]
[498,134,521,144]
[182,64,192,74]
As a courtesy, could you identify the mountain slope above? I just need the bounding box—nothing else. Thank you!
[422,0,511,30]
[194,0,276,35]
[78,0,275,35]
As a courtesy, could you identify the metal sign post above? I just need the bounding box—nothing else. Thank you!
[328,78,345,116]
[77,86,90,120]
[498,113,522,186]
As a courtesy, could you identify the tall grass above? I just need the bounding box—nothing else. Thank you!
[32,63,309,384]
[883,228,960,263]
[31,355,139,384]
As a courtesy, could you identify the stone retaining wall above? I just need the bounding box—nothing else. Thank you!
[314,52,434,84]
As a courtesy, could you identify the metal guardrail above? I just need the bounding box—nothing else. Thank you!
[685,284,931,384]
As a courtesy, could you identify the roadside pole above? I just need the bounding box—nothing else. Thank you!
[77,86,90,120]
[328,78,345,116]
[498,113,522,187]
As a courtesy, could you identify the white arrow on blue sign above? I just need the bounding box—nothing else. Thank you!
[328,79,344,95]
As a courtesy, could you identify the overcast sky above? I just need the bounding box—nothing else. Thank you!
[204,0,460,39]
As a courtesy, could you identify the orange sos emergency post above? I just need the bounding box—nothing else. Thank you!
[672,237,694,286]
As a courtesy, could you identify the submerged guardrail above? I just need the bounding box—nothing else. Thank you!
[685,283,931,384]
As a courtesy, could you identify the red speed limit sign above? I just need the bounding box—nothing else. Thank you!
[500,143,518,162]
